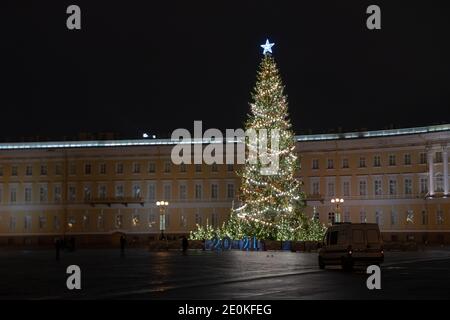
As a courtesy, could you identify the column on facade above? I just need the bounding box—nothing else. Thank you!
[427,149,434,197]
[443,145,449,196]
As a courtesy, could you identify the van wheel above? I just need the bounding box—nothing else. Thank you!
[341,257,353,272]
[318,257,325,269]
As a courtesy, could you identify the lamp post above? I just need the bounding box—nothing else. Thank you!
[331,198,344,223]
[156,201,169,240]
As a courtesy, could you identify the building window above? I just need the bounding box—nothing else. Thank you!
[9,216,16,231]
[148,210,156,228]
[133,162,141,174]
[195,184,202,200]
[422,210,428,225]
[195,164,202,173]
[195,211,203,226]
[327,182,335,197]
[26,165,33,176]
[84,163,91,175]
[115,184,124,198]
[68,216,76,228]
[116,214,123,229]
[179,163,187,173]
[116,163,124,174]
[227,164,234,172]
[437,210,444,225]
[39,185,48,202]
[55,163,62,176]
[343,209,350,223]
[374,179,382,196]
[359,180,367,196]
[180,213,187,228]
[98,185,107,200]
[404,154,411,165]
[420,178,428,194]
[328,212,335,224]
[133,184,141,199]
[327,159,334,169]
[83,186,91,201]
[342,158,349,169]
[312,181,320,195]
[359,157,366,168]
[360,211,367,223]
[25,187,32,202]
[163,184,172,200]
[10,187,17,203]
[0,166,3,176]
[164,162,171,173]
[211,212,218,227]
[40,165,48,176]
[436,152,442,163]
[406,210,414,224]
[227,183,235,199]
[343,181,350,197]
[312,159,319,170]
[419,152,427,165]
[389,155,396,166]
[24,215,32,231]
[373,155,381,167]
[404,178,413,195]
[165,212,170,228]
[69,186,76,201]
[11,166,18,176]
[391,210,398,226]
[82,215,89,230]
[148,183,156,201]
[211,184,218,199]
[211,163,218,172]
[375,211,383,225]
[179,184,187,200]
[389,179,397,196]
[54,216,60,231]
[54,185,62,202]
[148,162,156,173]
[99,163,106,175]
[39,216,47,230]
[97,213,104,230]
[69,163,76,175]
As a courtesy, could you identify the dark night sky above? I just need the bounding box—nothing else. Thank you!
[2,0,450,141]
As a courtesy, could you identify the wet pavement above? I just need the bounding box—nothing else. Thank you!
[1,248,450,299]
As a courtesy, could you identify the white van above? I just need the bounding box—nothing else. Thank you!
[318,223,384,271]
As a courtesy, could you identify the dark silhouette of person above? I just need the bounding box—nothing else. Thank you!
[182,236,189,253]
[55,239,61,261]
[120,235,127,256]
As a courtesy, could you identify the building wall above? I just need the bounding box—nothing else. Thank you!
[0,127,449,245]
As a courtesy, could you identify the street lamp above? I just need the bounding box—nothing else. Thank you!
[156,201,169,240]
[331,198,344,223]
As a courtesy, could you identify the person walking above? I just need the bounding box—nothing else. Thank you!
[120,235,127,256]
[181,236,189,254]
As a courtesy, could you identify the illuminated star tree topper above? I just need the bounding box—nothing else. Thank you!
[260,39,275,55]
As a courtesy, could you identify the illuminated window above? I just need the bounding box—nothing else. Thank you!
[404,154,411,165]
[312,159,319,170]
[389,155,396,166]
[359,157,366,168]
[373,155,381,167]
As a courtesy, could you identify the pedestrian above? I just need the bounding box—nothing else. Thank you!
[182,236,189,254]
[55,238,61,261]
[120,235,126,256]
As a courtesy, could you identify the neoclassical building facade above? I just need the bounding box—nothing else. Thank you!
[0,124,449,245]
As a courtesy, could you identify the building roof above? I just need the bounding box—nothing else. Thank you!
[0,124,449,151]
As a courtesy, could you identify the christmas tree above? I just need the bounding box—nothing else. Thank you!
[232,40,306,240]
[190,40,326,242]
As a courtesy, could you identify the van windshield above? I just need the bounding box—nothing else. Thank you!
[367,229,380,244]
